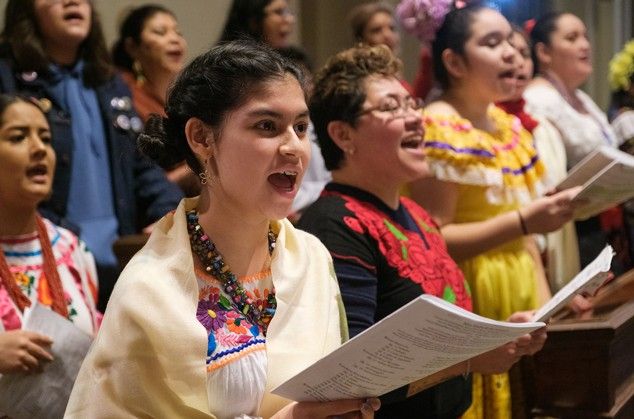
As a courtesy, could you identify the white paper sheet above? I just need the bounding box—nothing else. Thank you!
[0,304,93,419]
[557,146,634,220]
[532,245,614,322]
[273,295,543,402]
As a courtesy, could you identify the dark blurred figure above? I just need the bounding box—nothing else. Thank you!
[219,0,295,48]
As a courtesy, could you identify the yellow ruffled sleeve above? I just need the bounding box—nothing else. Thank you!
[423,107,548,204]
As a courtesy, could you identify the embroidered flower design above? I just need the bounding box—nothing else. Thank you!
[196,292,228,333]
[207,333,216,357]
[226,310,250,335]
[344,216,364,234]
[14,272,34,295]
[15,273,31,288]
[334,192,472,311]
[216,328,252,347]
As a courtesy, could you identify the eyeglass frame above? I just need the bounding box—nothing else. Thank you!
[264,6,294,18]
[42,0,90,4]
[356,96,424,118]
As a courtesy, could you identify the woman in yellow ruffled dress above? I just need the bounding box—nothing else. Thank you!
[408,4,581,419]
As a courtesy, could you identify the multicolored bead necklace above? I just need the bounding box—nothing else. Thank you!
[186,210,277,335]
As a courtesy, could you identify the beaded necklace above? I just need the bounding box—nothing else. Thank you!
[186,210,277,335]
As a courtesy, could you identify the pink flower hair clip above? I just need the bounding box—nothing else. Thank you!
[396,0,469,44]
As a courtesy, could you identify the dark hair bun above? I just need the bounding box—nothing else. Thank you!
[137,114,184,168]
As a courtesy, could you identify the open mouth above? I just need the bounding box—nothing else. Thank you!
[26,164,48,182]
[63,11,83,19]
[268,170,298,191]
[499,69,516,80]
[167,50,184,59]
[401,135,423,149]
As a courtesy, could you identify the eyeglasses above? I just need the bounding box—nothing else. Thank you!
[43,0,89,4]
[265,7,294,18]
[357,96,424,118]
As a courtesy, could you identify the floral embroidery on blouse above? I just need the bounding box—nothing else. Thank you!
[195,269,274,372]
[0,219,100,334]
[331,191,472,311]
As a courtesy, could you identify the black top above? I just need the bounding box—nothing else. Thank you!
[298,183,472,419]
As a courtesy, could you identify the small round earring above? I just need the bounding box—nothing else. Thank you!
[346,148,356,156]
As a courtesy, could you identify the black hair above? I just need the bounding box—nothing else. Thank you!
[218,0,272,44]
[611,87,634,113]
[0,0,114,86]
[529,12,564,75]
[431,3,487,90]
[276,45,313,73]
[0,94,47,125]
[112,4,174,72]
[138,40,305,174]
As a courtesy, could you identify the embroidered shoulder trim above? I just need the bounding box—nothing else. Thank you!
[423,106,549,204]
[206,340,266,372]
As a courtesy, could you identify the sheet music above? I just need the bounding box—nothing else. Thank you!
[273,295,543,402]
[532,245,614,322]
[557,146,634,220]
[0,304,93,419]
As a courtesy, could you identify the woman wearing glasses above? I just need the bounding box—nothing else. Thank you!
[298,44,547,419]
[406,5,581,418]
[219,0,295,49]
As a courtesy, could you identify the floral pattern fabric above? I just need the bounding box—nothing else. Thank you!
[338,192,471,311]
[196,269,274,371]
[0,218,100,336]
[196,267,274,418]
[297,183,473,418]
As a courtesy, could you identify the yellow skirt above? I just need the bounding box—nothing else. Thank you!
[460,240,538,419]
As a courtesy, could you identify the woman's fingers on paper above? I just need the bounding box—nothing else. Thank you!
[24,331,53,346]
[19,351,40,373]
[26,339,54,362]
[323,398,380,418]
[506,310,532,323]
[514,334,532,349]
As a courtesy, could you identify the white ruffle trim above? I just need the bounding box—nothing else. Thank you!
[429,158,551,205]
[429,159,503,187]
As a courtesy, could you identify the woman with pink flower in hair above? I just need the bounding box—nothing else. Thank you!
[406,3,582,418]
[396,0,462,100]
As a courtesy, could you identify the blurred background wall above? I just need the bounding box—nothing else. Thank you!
[0,0,631,109]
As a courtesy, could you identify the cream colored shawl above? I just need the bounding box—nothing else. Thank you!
[65,198,347,418]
